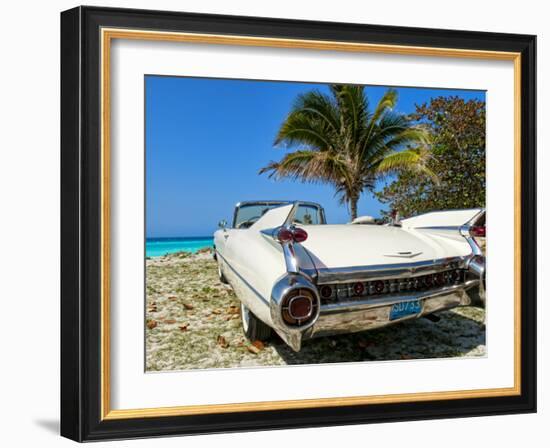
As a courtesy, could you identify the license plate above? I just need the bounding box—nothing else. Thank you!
[389,300,423,320]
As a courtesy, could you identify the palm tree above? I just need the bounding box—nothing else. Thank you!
[259,85,436,220]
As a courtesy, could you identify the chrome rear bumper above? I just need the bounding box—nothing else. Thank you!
[269,255,485,352]
[309,280,481,338]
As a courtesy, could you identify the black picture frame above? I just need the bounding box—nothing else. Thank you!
[61,5,536,442]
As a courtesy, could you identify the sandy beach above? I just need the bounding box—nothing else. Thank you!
[145,249,486,371]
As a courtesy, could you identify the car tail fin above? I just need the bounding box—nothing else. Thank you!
[401,208,485,257]
[250,202,299,231]
[401,208,485,229]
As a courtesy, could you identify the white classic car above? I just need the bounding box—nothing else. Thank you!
[214,200,485,351]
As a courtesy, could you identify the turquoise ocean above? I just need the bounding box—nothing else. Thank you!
[146,237,214,257]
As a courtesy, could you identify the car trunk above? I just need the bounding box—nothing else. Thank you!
[298,224,471,269]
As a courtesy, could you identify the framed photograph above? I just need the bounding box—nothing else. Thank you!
[60,6,536,441]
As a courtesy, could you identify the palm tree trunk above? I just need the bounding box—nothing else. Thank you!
[349,196,359,221]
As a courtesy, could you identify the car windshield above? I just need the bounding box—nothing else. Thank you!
[234,203,323,229]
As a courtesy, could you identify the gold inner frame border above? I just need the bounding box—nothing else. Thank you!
[99,27,522,421]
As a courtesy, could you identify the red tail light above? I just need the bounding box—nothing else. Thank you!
[276,228,294,243]
[320,285,333,299]
[289,296,312,319]
[292,228,308,243]
[470,225,486,238]
[434,272,445,286]
[276,227,308,243]
[373,280,385,294]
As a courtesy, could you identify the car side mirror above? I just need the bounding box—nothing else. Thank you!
[218,219,227,229]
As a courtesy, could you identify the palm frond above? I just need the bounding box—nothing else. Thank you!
[373,147,439,184]
[259,150,351,186]
[362,121,430,164]
[275,90,340,146]
[359,97,410,160]
[367,89,397,132]
[275,112,335,150]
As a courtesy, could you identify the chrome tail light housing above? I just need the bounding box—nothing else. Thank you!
[270,274,321,332]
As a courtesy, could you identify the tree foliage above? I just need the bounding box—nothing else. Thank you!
[259,85,435,220]
[375,96,485,217]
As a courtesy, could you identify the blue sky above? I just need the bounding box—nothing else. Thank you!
[145,76,484,237]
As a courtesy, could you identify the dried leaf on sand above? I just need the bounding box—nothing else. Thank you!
[252,340,265,351]
[217,335,229,348]
[247,345,261,355]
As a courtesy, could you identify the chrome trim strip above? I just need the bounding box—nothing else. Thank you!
[235,200,323,208]
[404,207,485,220]
[383,251,423,258]
[282,242,299,273]
[215,250,270,306]
[314,256,469,284]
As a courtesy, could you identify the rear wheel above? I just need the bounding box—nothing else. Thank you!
[241,302,272,341]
